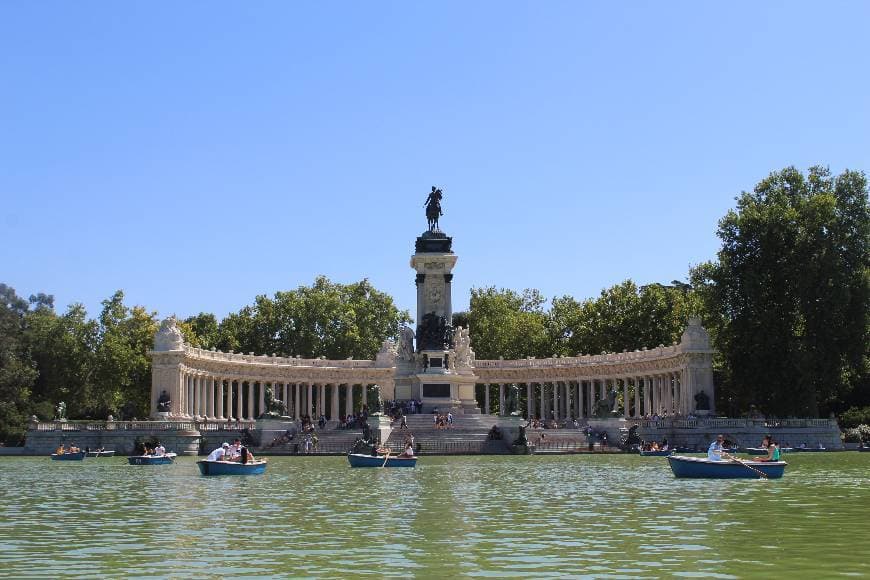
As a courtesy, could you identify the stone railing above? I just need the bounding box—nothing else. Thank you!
[183,346,377,368]
[627,417,839,430]
[475,345,683,369]
[31,420,255,432]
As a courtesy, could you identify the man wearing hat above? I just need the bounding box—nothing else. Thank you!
[206,442,230,461]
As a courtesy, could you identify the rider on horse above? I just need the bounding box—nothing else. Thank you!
[425,186,443,231]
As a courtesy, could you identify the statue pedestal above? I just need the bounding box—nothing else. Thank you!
[256,417,296,447]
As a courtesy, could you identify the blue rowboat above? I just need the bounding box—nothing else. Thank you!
[639,450,672,456]
[128,453,176,465]
[197,460,267,476]
[668,454,787,479]
[347,453,418,468]
[51,451,86,461]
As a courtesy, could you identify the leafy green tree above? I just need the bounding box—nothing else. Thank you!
[218,276,410,359]
[181,313,220,348]
[548,280,700,357]
[26,302,98,419]
[467,287,553,360]
[0,284,38,442]
[693,166,869,417]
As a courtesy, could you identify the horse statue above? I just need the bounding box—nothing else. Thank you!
[424,186,443,231]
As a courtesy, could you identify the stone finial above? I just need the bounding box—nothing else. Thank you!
[680,316,711,350]
[154,315,185,351]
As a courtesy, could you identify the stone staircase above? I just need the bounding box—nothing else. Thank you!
[383,414,511,455]
[258,423,366,455]
[525,427,591,454]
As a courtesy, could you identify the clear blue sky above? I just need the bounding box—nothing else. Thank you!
[2,2,868,322]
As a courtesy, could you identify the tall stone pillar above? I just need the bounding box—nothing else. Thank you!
[498,384,505,416]
[552,383,558,420]
[217,379,225,420]
[306,383,312,417]
[623,379,629,418]
[330,384,339,419]
[483,384,490,415]
[526,383,533,419]
[345,383,353,419]
[294,383,301,420]
[257,381,265,419]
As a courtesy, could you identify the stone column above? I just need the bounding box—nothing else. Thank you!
[306,383,313,417]
[587,380,594,417]
[552,382,558,420]
[217,378,225,420]
[344,383,353,419]
[526,383,533,419]
[294,383,301,420]
[622,379,629,418]
[599,378,606,401]
[498,384,505,416]
[331,384,339,419]
[361,384,368,412]
[205,376,213,419]
[483,384,490,415]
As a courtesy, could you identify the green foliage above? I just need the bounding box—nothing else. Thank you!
[467,288,552,360]
[843,425,870,443]
[839,407,870,429]
[215,276,411,359]
[181,313,220,349]
[0,284,37,442]
[693,166,869,417]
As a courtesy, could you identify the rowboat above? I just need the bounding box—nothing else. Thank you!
[197,460,268,475]
[51,451,86,461]
[667,454,787,479]
[128,453,176,465]
[86,450,116,458]
[639,449,672,456]
[347,453,418,467]
[791,446,826,452]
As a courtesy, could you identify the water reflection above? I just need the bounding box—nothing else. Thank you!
[1,454,868,577]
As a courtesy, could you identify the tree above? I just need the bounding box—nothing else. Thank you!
[693,166,869,417]
[217,276,410,359]
[551,280,699,357]
[467,287,553,360]
[0,284,37,442]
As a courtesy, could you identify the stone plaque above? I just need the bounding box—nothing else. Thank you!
[423,383,451,398]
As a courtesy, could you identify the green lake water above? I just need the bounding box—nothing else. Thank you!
[1,453,868,578]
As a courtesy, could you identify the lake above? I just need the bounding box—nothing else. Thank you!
[1,453,868,578]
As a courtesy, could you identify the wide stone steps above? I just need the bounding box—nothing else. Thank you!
[259,428,365,455]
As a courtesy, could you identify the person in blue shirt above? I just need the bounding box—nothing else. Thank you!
[708,434,726,461]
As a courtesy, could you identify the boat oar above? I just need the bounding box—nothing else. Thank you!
[722,451,768,479]
[381,449,391,468]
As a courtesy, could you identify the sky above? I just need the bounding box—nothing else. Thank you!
[1,2,868,322]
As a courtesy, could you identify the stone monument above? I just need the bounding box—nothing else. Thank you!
[393,186,480,413]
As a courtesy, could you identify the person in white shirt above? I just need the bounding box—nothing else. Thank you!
[708,435,726,461]
[154,443,166,456]
[207,442,230,461]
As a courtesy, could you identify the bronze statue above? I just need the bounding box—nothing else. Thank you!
[424,186,443,231]
[157,390,171,413]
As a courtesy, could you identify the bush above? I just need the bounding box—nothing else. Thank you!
[839,407,870,429]
[843,424,870,443]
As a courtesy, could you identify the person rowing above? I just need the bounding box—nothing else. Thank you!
[206,442,230,461]
[708,434,727,461]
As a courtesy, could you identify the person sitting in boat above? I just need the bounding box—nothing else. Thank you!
[399,443,415,458]
[756,435,781,462]
[661,438,669,451]
[154,442,166,456]
[69,444,80,453]
[55,444,65,455]
[207,442,230,462]
[708,434,726,461]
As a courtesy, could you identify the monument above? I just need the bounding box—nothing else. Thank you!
[393,186,481,413]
